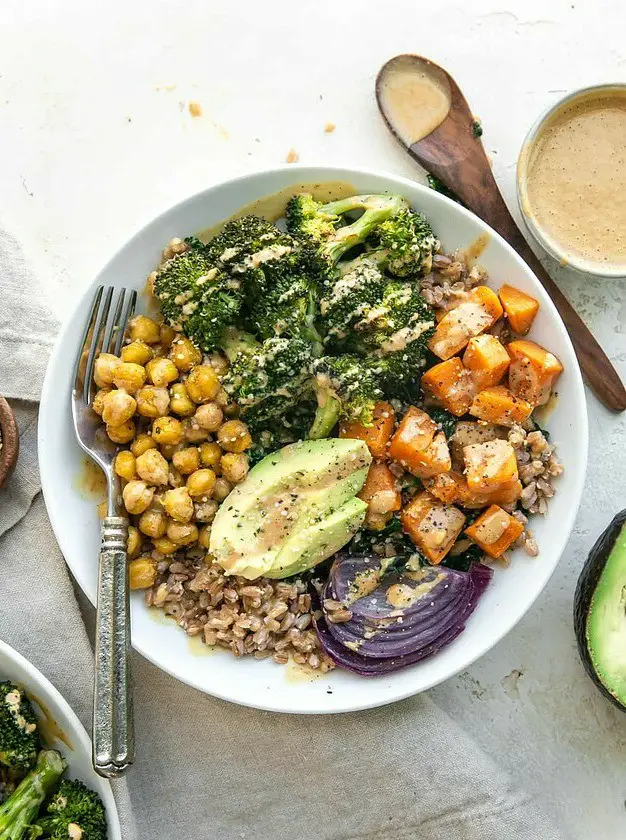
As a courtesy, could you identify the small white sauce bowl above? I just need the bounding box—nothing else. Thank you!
[517,83,626,278]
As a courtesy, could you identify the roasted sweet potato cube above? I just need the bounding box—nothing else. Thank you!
[498,285,539,335]
[507,340,564,406]
[358,462,402,511]
[465,504,525,558]
[449,421,506,465]
[401,491,466,564]
[427,286,504,360]
[406,432,451,479]
[387,406,437,468]
[463,334,510,390]
[421,357,476,417]
[425,469,522,509]
[339,401,396,460]
[469,385,533,426]
[463,439,519,494]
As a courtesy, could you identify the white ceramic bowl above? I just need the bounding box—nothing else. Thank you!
[39,165,588,714]
[0,640,121,837]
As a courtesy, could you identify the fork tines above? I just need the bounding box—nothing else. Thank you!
[73,286,138,405]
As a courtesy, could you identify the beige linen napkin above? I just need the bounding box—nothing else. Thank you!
[0,227,568,840]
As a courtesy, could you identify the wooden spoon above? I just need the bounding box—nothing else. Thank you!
[376,53,626,412]
[0,395,19,489]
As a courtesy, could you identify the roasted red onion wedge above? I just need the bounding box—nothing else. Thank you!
[314,555,492,675]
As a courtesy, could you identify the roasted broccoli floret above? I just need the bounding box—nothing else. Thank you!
[318,253,388,351]
[152,238,243,351]
[346,281,436,392]
[308,355,384,439]
[367,208,440,276]
[33,779,107,840]
[286,193,408,268]
[221,330,314,434]
[0,683,39,786]
[234,236,323,345]
[0,750,65,840]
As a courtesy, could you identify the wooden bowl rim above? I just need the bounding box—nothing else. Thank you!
[0,395,19,488]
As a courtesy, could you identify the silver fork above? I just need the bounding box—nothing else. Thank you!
[72,284,138,778]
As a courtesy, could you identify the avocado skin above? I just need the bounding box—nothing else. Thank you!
[573,508,626,712]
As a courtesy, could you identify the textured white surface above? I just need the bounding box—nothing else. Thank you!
[1,0,624,836]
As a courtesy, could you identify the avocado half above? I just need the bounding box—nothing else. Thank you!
[574,509,626,711]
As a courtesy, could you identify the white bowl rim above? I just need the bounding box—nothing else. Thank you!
[0,638,121,837]
[39,163,588,714]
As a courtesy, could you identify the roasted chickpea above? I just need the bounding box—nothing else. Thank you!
[166,521,198,546]
[136,448,169,486]
[172,447,200,475]
[131,433,157,457]
[129,557,157,590]
[114,450,137,482]
[220,452,249,484]
[186,365,221,403]
[168,466,184,488]
[159,323,177,346]
[198,525,212,549]
[169,336,202,372]
[152,416,184,446]
[194,402,223,432]
[92,389,109,416]
[186,468,217,498]
[136,386,170,418]
[122,480,154,514]
[129,315,161,345]
[101,389,136,426]
[127,525,142,558]
[163,487,194,522]
[217,419,252,453]
[152,536,177,555]
[169,382,195,417]
[112,362,147,395]
[213,477,233,502]
[182,418,209,443]
[194,499,218,523]
[94,353,119,388]
[160,442,184,460]
[146,357,178,387]
[106,420,136,444]
[214,388,230,408]
[121,341,153,366]
[199,441,222,467]
[207,352,229,377]
[138,509,168,538]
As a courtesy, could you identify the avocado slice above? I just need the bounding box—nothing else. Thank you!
[209,438,372,580]
[574,509,626,711]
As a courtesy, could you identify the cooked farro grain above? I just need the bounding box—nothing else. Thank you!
[144,551,334,671]
[508,424,563,517]
[420,252,486,310]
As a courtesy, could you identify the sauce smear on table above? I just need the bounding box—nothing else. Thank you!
[524,88,626,270]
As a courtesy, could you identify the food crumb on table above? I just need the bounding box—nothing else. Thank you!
[188,101,202,117]
[286,148,299,163]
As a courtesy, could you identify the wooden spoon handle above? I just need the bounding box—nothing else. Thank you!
[409,145,626,411]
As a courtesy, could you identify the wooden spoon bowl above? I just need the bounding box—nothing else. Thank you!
[0,396,19,489]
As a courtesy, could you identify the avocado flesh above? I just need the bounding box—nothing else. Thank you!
[585,522,626,705]
[264,497,369,579]
[209,438,372,580]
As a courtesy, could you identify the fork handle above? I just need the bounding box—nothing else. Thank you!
[93,515,135,777]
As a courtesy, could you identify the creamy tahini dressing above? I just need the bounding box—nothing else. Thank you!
[378,56,452,146]
[524,88,626,269]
